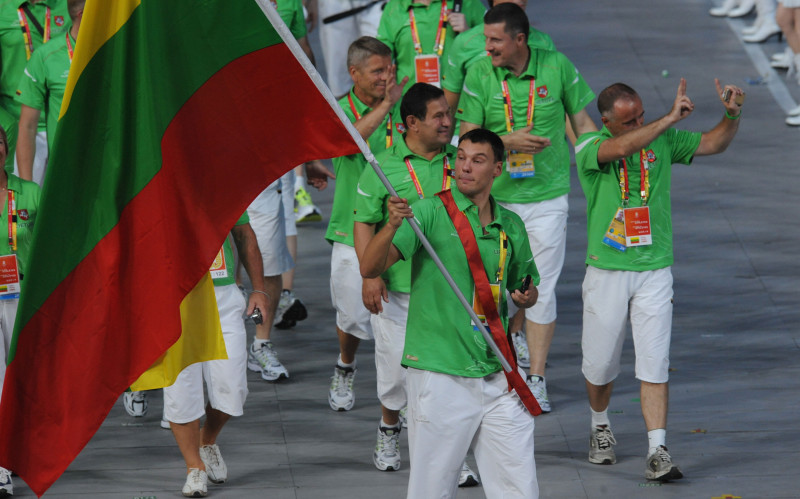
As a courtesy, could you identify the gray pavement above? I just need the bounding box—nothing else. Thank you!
[14,0,800,497]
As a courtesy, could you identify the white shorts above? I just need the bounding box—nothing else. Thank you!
[406,368,538,499]
[371,291,409,410]
[13,130,49,187]
[780,0,800,8]
[318,0,383,97]
[581,266,674,385]
[499,194,568,325]
[280,170,297,237]
[163,285,249,423]
[247,181,294,276]
[330,243,373,339]
[0,299,19,402]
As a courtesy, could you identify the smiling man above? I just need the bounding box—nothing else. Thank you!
[353,82,456,473]
[457,2,597,414]
[360,128,540,498]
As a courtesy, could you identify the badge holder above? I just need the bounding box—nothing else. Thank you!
[602,207,627,252]
[415,54,441,88]
[209,248,228,279]
[623,206,652,247]
[506,151,534,178]
[0,254,21,299]
[472,283,501,330]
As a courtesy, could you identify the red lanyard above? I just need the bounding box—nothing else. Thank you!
[619,149,650,206]
[408,1,448,56]
[404,155,451,199]
[348,93,394,149]
[436,189,542,417]
[18,6,51,61]
[65,32,74,63]
[500,79,535,133]
[7,191,16,252]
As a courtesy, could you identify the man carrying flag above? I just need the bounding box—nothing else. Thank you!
[0,0,361,496]
[361,128,540,498]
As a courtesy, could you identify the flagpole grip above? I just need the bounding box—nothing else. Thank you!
[365,157,513,373]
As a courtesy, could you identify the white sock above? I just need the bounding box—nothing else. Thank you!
[253,338,271,348]
[380,418,400,429]
[337,354,355,369]
[591,408,610,428]
[294,174,305,192]
[648,429,666,455]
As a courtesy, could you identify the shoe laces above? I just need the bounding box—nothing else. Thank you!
[331,366,355,396]
[295,188,313,205]
[377,427,400,454]
[252,342,280,367]
[651,445,671,463]
[512,333,528,356]
[203,446,221,468]
[187,468,204,485]
[594,426,616,450]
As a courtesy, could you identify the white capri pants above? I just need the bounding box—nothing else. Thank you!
[371,291,409,410]
[279,170,297,237]
[582,266,674,385]
[500,194,568,324]
[0,298,19,402]
[13,130,49,187]
[318,0,383,97]
[330,242,373,339]
[163,285,249,423]
[406,368,538,499]
[247,181,294,277]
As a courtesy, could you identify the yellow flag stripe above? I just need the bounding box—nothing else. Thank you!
[130,272,228,391]
[60,0,141,119]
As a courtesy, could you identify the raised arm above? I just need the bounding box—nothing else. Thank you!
[694,78,744,156]
[359,197,411,278]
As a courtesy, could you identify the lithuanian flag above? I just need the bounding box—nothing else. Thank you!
[0,0,359,495]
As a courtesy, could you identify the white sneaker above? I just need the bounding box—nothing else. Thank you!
[123,391,148,417]
[645,445,683,481]
[526,375,551,413]
[458,461,480,487]
[588,425,617,465]
[199,444,227,484]
[709,0,738,16]
[247,341,289,381]
[182,468,208,497]
[161,419,171,430]
[399,407,408,428]
[328,362,356,411]
[728,0,755,17]
[0,466,13,497]
[274,289,308,329]
[373,425,401,471]
[788,104,800,117]
[511,331,530,368]
[786,114,800,126]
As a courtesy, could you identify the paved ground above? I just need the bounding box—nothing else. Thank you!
[11,0,800,497]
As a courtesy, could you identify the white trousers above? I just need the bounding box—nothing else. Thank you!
[371,291,408,410]
[0,298,19,402]
[406,368,538,499]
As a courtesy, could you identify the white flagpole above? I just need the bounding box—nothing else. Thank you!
[253,0,513,373]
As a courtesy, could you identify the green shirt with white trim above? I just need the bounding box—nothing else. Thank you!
[457,50,594,203]
[392,186,539,377]
[575,126,701,271]
[354,135,455,292]
[0,173,40,290]
[326,88,401,247]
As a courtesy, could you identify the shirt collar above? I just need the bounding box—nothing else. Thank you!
[348,87,374,116]
[16,0,53,9]
[451,187,503,229]
[497,47,538,81]
[397,135,451,163]
[7,173,23,193]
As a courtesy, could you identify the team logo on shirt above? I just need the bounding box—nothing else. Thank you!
[646,149,656,162]
[396,123,406,134]
[18,210,29,221]
[536,85,548,98]
[55,16,65,26]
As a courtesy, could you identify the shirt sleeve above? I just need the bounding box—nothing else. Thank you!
[455,61,488,125]
[574,132,610,175]
[14,50,47,111]
[665,128,702,165]
[234,210,250,226]
[503,211,540,293]
[392,198,433,260]
[376,1,398,54]
[557,52,594,116]
[462,0,486,29]
[441,33,468,93]
[354,165,389,224]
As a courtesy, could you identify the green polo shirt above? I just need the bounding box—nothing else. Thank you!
[575,126,701,272]
[275,0,307,40]
[442,24,555,94]
[393,187,539,377]
[212,211,250,287]
[0,105,17,173]
[15,32,72,153]
[0,0,70,125]
[457,49,594,204]
[1,173,40,289]
[354,136,455,292]
[326,89,402,247]
[377,0,485,90]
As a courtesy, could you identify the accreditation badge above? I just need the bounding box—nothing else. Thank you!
[209,248,228,279]
[472,283,501,330]
[602,207,627,252]
[506,150,535,178]
[0,254,21,299]
[414,54,441,88]
[623,206,652,247]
